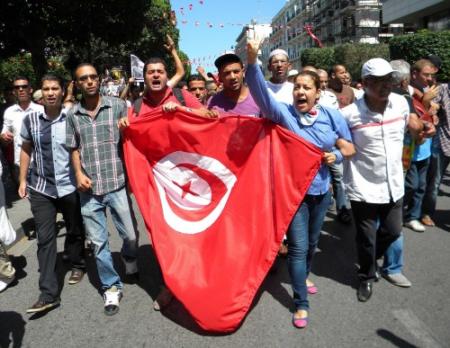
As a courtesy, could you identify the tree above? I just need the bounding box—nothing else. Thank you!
[389,30,450,81]
[0,0,185,84]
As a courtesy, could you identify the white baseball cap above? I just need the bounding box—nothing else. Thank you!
[361,58,395,78]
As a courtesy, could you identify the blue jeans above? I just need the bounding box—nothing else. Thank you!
[403,158,430,222]
[422,145,450,217]
[382,234,404,275]
[287,191,331,311]
[80,187,137,290]
[329,162,349,212]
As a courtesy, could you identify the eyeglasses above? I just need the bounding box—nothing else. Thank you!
[13,84,29,90]
[78,74,99,82]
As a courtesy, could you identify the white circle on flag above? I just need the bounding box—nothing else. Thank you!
[153,151,237,234]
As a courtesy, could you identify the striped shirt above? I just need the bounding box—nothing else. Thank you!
[66,96,127,195]
[20,109,76,198]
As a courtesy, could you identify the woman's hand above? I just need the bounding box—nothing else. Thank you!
[322,152,337,165]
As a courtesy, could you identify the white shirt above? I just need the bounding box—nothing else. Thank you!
[319,90,339,109]
[352,87,365,99]
[340,93,410,204]
[2,102,44,165]
[266,80,293,104]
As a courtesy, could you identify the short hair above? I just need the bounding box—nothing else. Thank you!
[13,76,30,84]
[143,57,167,75]
[187,74,205,84]
[73,63,96,79]
[331,64,346,74]
[302,65,317,73]
[215,54,243,71]
[317,69,328,77]
[390,60,410,85]
[295,71,320,90]
[412,59,436,73]
[41,74,63,89]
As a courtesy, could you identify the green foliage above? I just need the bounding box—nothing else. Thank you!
[0,53,36,90]
[334,43,389,80]
[389,30,450,81]
[300,47,335,71]
[301,43,389,80]
[0,0,187,83]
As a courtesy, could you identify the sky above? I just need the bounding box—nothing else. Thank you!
[171,0,286,72]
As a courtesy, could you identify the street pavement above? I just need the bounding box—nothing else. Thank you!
[1,173,449,348]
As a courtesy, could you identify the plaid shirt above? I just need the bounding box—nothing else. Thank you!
[66,96,126,195]
[436,83,450,157]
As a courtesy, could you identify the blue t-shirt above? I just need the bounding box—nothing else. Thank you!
[413,137,432,162]
[246,63,353,195]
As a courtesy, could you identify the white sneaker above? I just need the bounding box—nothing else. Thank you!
[121,256,138,275]
[0,277,14,292]
[404,220,425,232]
[383,273,412,288]
[103,286,122,316]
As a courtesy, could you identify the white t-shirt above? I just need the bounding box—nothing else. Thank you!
[266,80,294,104]
[341,93,410,204]
[2,102,44,165]
[319,90,339,109]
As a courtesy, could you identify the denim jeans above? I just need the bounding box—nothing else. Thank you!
[382,234,404,275]
[329,162,349,212]
[80,187,137,290]
[403,158,430,222]
[287,190,331,311]
[422,145,450,217]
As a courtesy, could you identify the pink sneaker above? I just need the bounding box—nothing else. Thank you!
[307,285,318,295]
[292,312,309,329]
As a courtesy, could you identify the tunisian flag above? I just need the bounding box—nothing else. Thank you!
[123,109,321,332]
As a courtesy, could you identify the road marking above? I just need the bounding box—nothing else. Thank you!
[393,309,443,348]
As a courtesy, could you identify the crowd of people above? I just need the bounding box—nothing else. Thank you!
[0,35,448,331]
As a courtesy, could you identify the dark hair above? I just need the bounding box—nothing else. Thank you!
[331,64,346,74]
[13,76,30,84]
[295,71,320,90]
[187,74,205,84]
[143,57,167,75]
[41,74,63,88]
[214,54,242,71]
[73,63,96,79]
[177,81,187,89]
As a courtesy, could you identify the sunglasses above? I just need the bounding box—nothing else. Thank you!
[13,84,29,90]
[78,74,99,82]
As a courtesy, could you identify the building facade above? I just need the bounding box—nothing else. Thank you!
[234,22,272,67]
[266,0,403,70]
[383,0,450,31]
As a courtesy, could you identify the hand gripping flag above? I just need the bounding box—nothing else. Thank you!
[123,109,322,332]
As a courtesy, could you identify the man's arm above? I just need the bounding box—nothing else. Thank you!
[166,35,185,88]
[0,110,14,144]
[18,142,32,198]
[70,149,92,192]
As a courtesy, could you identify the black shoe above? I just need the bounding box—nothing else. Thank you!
[26,298,60,314]
[357,281,373,302]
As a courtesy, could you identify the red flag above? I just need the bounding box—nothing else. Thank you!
[123,110,321,332]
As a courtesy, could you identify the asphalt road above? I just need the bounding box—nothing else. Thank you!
[1,173,449,348]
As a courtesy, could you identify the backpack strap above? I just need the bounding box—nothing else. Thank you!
[172,88,186,107]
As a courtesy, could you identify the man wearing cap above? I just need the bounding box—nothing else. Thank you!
[287,69,299,83]
[266,49,293,104]
[341,58,423,302]
[207,53,260,117]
